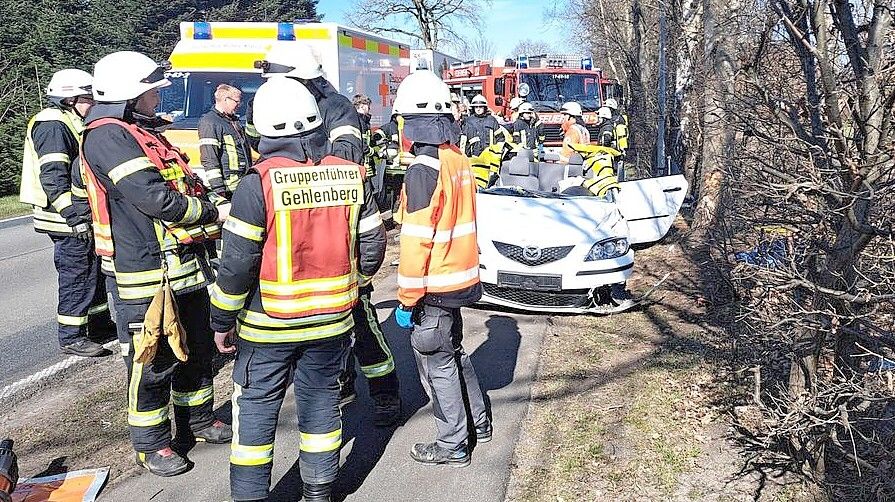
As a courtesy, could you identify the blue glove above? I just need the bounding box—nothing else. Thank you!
[394,305,414,328]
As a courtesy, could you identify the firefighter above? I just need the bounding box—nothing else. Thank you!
[81,51,231,477]
[19,68,112,357]
[605,98,629,180]
[461,94,509,158]
[392,70,490,467]
[508,96,524,122]
[559,101,590,162]
[353,93,373,167]
[596,107,616,148]
[512,102,544,151]
[604,98,629,154]
[198,84,252,198]
[211,77,386,502]
[252,44,364,164]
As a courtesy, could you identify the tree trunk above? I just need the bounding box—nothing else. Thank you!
[689,0,736,242]
[625,0,652,176]
[670,0,703,178]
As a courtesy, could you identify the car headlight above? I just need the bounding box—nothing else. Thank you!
[584,238,629,261]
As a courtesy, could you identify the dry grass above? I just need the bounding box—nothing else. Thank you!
[506,223,820,501]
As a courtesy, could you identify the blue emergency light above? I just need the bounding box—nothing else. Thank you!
[193,21,212,40]
[277,22,296,40]
[580,57,593,70]
[517,55,529,69]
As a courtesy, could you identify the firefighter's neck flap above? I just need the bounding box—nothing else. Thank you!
[402,114,460,147]
[258,130,331,164]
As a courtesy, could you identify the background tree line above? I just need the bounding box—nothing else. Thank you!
[0,0,319,196]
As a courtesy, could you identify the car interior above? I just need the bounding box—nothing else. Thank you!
[497,149,590,193]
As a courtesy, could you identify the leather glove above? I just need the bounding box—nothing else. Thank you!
[394,305,414,329]
[73,222,92,243]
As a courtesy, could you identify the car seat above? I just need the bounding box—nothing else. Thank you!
[498,150,539,191]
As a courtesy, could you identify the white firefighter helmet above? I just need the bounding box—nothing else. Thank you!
[509,96,524,110]
[394,70,452,115]
[92,51,170,102]
[518,102,535,114]
[605,98,619,110]
[253,77,323,137]
[598,106,612,119]
[259,44,324,80]
[560,102,582,117]
[46,69,93,101]
[471,94,488,107]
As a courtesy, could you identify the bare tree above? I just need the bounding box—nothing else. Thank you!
[346,0,491,50]
[508,38,555,58]
[456,31,497,60]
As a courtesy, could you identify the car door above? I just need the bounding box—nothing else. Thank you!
[616,174,689,244]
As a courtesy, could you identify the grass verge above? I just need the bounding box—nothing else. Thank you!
[0,194,29,219]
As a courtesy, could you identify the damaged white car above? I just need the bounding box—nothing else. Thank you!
[475,151,688,314]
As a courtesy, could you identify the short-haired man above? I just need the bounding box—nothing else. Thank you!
[198,84,252,198]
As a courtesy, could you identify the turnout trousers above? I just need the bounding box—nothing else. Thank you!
[342,286,399,399]
[116,288,217,453]
[230,333,351,501]
[51,235,109,347]
[411,304,488,450]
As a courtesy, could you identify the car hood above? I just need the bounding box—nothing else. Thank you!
[475,192,626,246]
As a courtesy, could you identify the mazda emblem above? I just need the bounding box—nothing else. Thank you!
[522,246,542,261]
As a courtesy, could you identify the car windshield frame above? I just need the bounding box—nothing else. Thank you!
[159,71,264,128]
[520,72,602,112]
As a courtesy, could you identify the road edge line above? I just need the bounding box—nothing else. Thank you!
[0,340,119,402]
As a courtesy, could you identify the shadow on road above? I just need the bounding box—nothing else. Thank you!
[269,311,525,501]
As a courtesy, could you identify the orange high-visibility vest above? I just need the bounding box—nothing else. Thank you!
[80,117,220,256]
[396,145,480,306]
[255,155,367,319]
[561,122,591,160]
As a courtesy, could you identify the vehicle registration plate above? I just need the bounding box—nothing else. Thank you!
[497,272,562,291]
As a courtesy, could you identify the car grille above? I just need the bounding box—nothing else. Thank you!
[542,123,602,143]
[483,283,591,308]
[493,241,574,267]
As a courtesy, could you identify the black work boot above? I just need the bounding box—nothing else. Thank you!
[409,442,470,467]
[193,420,232,444]
[135,447,191,477]
[61,339,107,357]
[303,482,333,502]
[373,394,402,427]
[475,420,493,443]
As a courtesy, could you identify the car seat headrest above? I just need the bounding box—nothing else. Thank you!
[506,155,531,176]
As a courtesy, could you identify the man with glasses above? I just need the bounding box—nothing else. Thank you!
[198,84,253,199]
[19,68,112,357]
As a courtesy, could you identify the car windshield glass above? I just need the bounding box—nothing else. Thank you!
[159,71,264,128]
[521,73,601,112]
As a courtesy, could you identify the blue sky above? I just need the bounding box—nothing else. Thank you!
[317,0,568,59]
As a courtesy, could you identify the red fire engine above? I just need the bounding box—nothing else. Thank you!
[443,54,622,146]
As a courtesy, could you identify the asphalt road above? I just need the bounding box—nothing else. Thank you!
[103,273,548,502]
[0,216,67,389]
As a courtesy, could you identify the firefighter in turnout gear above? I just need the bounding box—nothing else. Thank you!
[210,77,386,502]
[559,101,591,162]
[511,102,544,151]
[198,84,252,198]
[251,43,364,164]
[19,68,112,357]
[605,98,629,180]
[461,94,509,158]
[81,51,232,477]
[392,70,491,467]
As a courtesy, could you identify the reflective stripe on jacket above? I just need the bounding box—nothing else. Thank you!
[20,108,89,235]
[209,154,386,342]
[396,146,481,307]
[198,109,252,196]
